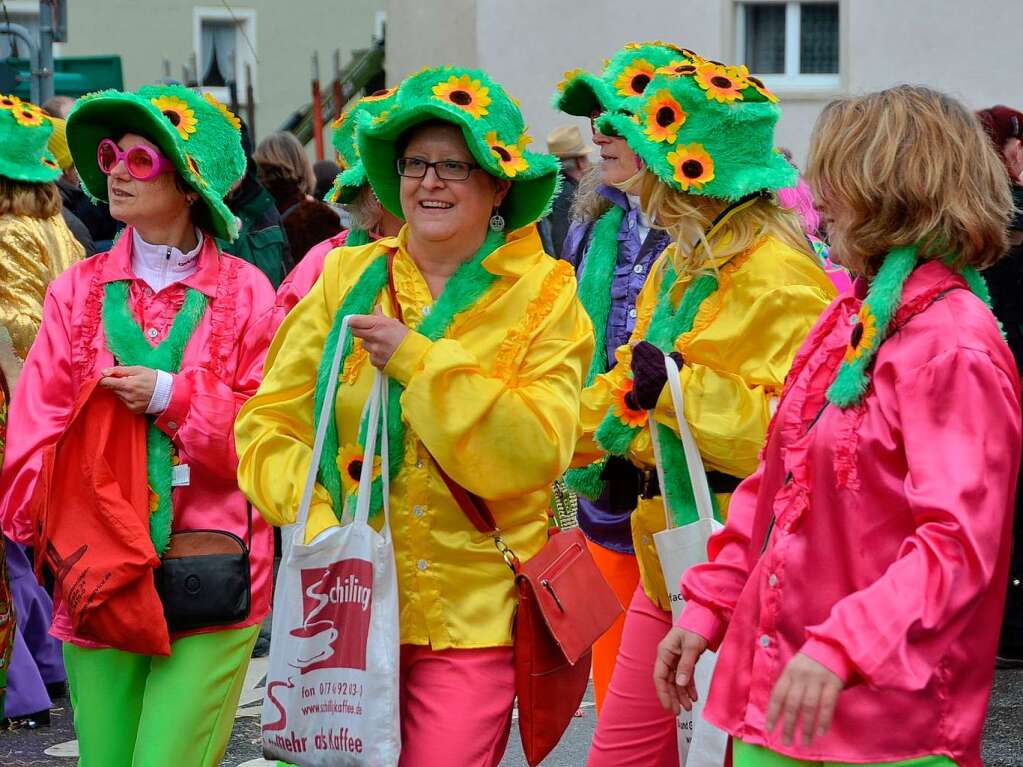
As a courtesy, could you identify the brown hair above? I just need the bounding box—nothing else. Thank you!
[806,85,1011,275]
[0,177,61,218]
[628,169,812,276]
[254,131,315,197]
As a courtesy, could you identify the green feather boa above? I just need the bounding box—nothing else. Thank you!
[101,280,208,556]
[576,206,625,385]
[827,243,996,408]
[344,227,371,247]
[314,230,505,519]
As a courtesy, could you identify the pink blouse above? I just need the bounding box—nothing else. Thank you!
[679,261,1021,766]
[0,229,276,645]
[273,229,350,328]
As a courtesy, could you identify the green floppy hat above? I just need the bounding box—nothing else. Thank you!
[0,94,61,184]
[357,66,560,231]
[66,84,246,241]
[325,87,399,205]
[598,54,796,200]
[553,41,695,118]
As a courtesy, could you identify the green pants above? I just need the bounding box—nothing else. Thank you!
[734,740,958,767]
[63,624,259,767]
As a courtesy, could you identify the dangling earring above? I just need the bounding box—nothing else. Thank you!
[489,207,506,233]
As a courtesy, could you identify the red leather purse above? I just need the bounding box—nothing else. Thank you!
[440,473,623,766]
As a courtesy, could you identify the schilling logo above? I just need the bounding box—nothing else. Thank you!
[289,558,373,674]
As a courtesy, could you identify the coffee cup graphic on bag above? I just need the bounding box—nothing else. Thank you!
[289,558,374,673]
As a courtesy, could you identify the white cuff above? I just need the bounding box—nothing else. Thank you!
[146,370,174,415]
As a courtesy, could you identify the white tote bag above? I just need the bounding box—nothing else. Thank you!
[262,315,401,767]
[649,356,728,767]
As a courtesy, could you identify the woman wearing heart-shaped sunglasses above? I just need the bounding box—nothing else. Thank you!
[0,84,276,766]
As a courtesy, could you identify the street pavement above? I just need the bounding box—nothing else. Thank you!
[1,667,1020,766]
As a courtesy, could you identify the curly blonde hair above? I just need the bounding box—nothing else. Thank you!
[806,85,1011,275]
[627,170,811,276]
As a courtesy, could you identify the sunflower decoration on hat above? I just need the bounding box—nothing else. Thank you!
[324,87,398,205]
[356,66,560,230]
[597,50,794,200]
[0,94,61,183]
[553,41,699,119]
[65,84,247,241]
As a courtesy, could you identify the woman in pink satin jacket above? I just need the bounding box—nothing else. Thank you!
[0,86,274,766]
[656,87,1021,767]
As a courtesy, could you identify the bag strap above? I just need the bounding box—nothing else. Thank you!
[648,355,716,530]
[297,314,352,530]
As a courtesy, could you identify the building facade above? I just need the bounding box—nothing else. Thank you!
[385,0,1023,166]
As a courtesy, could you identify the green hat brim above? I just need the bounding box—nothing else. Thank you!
[66,94,238,241]
[358,105,560,231]
[0,153,61,184]
[325,164,368,205]
[600,109,797,200]
[553,72,616,117]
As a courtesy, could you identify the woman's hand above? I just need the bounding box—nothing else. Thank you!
[653,627,708,714]
[765,652,844,747]
[99,365,158,414]
[349,307,410,369]
[625,340,683,411]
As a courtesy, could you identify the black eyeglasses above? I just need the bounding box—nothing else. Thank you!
[396,157,479,181]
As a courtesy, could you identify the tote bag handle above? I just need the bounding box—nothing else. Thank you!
[648,355,716,530]
[296,316,390,534]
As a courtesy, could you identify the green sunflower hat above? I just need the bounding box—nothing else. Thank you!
[553,41,695,118]
[325,87,399,205]
[598,52,796,200]
[66,84,246,241]
[0,94,61,183]
[356,66,560,230]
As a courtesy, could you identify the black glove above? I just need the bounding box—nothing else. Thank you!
[624,341,684,411]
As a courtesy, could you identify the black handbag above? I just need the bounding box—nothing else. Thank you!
[154,505,252,632]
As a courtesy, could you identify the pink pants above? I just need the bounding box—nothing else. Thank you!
[587,585,679,767]
[398,644,515,767]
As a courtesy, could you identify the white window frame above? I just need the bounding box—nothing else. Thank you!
[735,1,840,93]
[192,6,257,105]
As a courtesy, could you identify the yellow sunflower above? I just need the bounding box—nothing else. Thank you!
[0,94,22,110]
[186,155,209,187]
[666,143,716,192]
[655,60,700,78]
[203,92,241,130]
[694,63,749,103]
[362,86,397,102]
[12,104,46,127]
[148,487,160,514]
[611,379,648,428]
[486,130,529,177]
[613,59,657,98]
[556,68,585,93]
[337,444,382,486]
[643,90,687,144]
[845,307,878,363]
[432,75,491,119]
[745,72,780,104]
[151,94,198,140]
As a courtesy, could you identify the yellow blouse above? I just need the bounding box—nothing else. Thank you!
[236,225,594,649]
[574,235,836,609]
[0,213,84,359]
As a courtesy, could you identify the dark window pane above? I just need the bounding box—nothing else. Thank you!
[744,4,786,74]
[800,3,839,74]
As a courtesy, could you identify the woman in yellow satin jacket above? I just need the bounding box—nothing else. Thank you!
[570,54,836,766]
[235,67,592,766]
